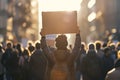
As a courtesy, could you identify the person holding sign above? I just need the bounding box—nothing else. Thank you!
[40,29,81,80]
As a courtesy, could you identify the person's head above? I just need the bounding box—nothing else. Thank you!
[35,42,41,49]
[55,35,68,50]
[114,59,120,68]
[81,42,86,49]
[16,43,21,49]
[109,43,115,50]
[95,41,102,50]
[88,43,95,51]
[104,47,111,56]
[7,42,13,49]
[22,49,30,56]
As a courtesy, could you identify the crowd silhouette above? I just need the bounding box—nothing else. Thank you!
[0,30,120,80]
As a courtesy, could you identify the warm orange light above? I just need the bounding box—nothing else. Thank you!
[117,51,120,59]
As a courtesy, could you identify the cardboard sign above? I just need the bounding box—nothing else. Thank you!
[42,11,78,35]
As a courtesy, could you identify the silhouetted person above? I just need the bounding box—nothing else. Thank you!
[102,47,114,80]
[1,42,14,80]
[95,41,104,58]
[76,42,86,80]
[2,42,20,80]
[29,42,47,80]
[21,49,30,80]
[81,43,103,80]
[40,31,81,80]
[109,43,117,61]
[16,43,23,56]
[28,42,35,54]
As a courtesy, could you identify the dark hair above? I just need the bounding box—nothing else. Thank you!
[88,43,95,50]
[55,35,68,50]
[22,49,29,56]
[35,42,41,49]
[95,41,101,50]
[7,42,12,48]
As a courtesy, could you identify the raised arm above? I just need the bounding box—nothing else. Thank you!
[40,34,55,62]
[71,32,81,61]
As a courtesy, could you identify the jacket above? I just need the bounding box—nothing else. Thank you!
[41,33,81,80]
[105,68,120,80]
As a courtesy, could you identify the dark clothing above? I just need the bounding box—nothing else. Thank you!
[29,49,47,80]
[105,68,120,80]
[0,51,4,80]
[1,48,20,80]
[81,50,103,80]
[20,58,30,80]
[102,55,114,79]
[75,49,86,80]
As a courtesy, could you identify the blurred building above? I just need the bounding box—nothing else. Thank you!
[0,0,39,44]
[79,0,119,42]
[0,0,14,43]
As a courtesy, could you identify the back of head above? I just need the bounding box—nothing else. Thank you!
[55,35,68,50]
[88,43,95,51]
[35,42,41,49]
[7,42,12,49]
[23,49,29,56]
[81,42,86,49]
[16,43,21,49]
[110,43,115,50]
[95,41,102,50]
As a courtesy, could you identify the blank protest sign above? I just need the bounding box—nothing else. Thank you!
[42,11,78,35]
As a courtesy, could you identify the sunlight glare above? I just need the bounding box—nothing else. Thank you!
[88,0,96,9]
[88,12,96,22]
[40,0,82,11]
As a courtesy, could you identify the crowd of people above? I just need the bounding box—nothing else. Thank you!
[0,31,120,80]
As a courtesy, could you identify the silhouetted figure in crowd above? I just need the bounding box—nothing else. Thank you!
[29,42,47,80]
[20,49,30,80]
[28,42,35,54]
[109,43,117,61]
[0,44,4,80]
[95,41,104,58]
[81,43,103,80]
[76,42,86,80]
[1,42,20,80]
[102,47,114,80]
[40,31,81,80]
[16,43,23,56]
[105,59,120,80]
[1,42,14,80]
